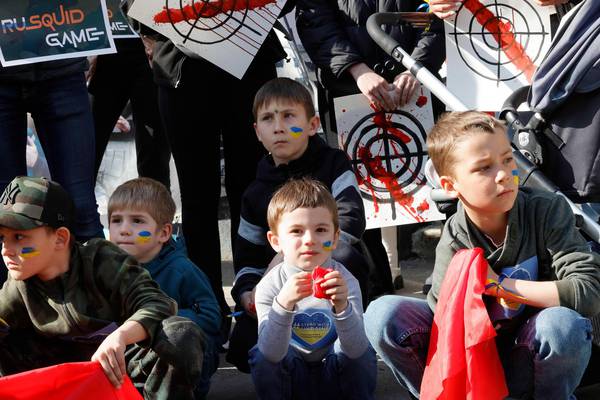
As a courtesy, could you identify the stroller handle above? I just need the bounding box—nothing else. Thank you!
[367,13,468,111]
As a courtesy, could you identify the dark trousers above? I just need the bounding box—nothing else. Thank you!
[89,40,171,188]
[0,317,204,400]
[157,57,274,312]
[0,72,103,243]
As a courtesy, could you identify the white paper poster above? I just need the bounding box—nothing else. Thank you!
[445,0,552,110]
[334,89,445,229]
[128,0,285,79]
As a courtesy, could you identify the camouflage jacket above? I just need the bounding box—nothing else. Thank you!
[0,239,176,346]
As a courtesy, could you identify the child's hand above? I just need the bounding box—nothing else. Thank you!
[320,270,349,313]
[485,267,500,297]
[277,271,312,311]
[240,288,257,319]
[92,330,127,388]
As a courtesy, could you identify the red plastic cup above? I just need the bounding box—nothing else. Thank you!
[312,266,334,299]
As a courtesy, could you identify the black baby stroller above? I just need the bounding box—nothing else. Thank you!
[366,0,600,392]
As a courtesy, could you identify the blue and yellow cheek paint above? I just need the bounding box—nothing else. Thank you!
[136,231,152,244]
[20,247,40,259]
[322,241,333,251]
[512,169,519,186]
[289,126,303,138]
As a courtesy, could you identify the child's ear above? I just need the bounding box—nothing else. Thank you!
[266,231,281,253]
[331,229,340,250]
[54,227,71,250]
[307,115,320,137]
[157,223,172,244]
[253,122,262,142]
[439,175,460,199]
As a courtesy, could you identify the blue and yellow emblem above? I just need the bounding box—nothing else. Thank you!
[20,247,40,258]
[136,231,152,244]
[512,169,519,186]
[289,126,303,138]
[322,241,333,251]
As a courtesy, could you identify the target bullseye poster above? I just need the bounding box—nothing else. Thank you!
[334,89,445,230]
[445,0,552,110]
[0,0,116,67]
[128,0,285,79]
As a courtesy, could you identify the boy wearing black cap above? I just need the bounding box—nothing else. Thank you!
[0,176,203,399]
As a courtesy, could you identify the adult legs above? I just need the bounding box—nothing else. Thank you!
[31,72,104,241]
[157,60,225,310]
[0,82,28,285]
[364,295,433,398]
[499,306,592,400]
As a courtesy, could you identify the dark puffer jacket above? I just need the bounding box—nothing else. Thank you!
[296,0,445,91]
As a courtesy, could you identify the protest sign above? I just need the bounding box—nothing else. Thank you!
[128,0,286,79]
[106,0,137,38]
[335,89,445,229]
[0,0,116,67]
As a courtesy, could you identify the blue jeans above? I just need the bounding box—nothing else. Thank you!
[0,72,103,242]
[249,344,377,400]
[364,295,592,400]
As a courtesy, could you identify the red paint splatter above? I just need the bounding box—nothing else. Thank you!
[416,96,427,108]
[358,146,424,222]
[417,199,430,213]
[372,110,411,144]
[154,0,276,23]
[463,0,536,82]
[342,108,347,113]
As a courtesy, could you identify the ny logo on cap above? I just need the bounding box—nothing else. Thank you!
[0,182,20,206]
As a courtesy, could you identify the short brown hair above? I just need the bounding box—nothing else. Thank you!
[108,178,175,226]
[427,111,506,177]
[267,178,338,233]
[253,77,315,120]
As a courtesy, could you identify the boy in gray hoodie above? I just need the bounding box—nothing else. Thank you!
[364,111,600,399]
[250,178,376,399]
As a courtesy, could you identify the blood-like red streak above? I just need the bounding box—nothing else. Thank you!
[463,0,536,82]
[417,199,430,213]
[358,145,424,222]
[154,0,276,23]
[372,110,411,144]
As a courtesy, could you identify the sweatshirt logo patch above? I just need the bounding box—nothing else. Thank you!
[488,256,538,321]
[291,310,336,349]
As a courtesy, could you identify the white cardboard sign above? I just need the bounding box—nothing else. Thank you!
[334,89,445,229]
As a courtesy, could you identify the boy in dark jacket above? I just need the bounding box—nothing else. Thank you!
[364,112,600,399]
[227,77,368,372]
[0,176,203,399]
[108,177,221,398]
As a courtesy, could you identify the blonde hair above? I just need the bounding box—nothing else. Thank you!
[427,111,506,177]
[267,178,338,233]
[108,178,175,226]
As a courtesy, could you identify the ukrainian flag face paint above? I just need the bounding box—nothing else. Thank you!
[322,241,333,251]
[20,246,40,259]
[136,231,152,244]
[512,169,519,186]
[289,126,303,138]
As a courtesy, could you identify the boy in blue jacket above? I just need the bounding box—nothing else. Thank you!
[108,177,221,399]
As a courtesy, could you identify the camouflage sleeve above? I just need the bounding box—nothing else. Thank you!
[94,241,177,347]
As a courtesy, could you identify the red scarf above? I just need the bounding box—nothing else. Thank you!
[420,248,508,400]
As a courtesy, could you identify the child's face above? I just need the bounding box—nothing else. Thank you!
[254,100,320,166]
[108,209,170,263]
[0,226,59,281]
[442,130,518,218]
[267,206,339,271]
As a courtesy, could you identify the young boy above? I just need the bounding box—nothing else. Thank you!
[250,178,376,399]
[228,77,369,371]
[364,111,600,399]
[0,176,203,399]
[107,177,221,399]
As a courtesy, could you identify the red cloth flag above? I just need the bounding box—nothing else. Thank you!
[0,361,142,400]
[420,248,508,400]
